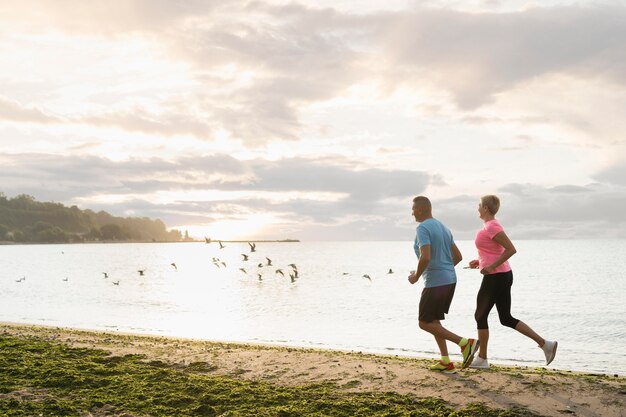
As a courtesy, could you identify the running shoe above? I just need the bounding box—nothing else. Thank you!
[542,340,558,365]
[469,356,490,369]
[430,361,456,374]
[461,338,480,369]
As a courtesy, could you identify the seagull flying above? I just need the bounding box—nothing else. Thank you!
[248,242,256,252]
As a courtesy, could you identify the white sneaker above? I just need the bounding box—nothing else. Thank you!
[542,340,558,365]
[469,356,490,369]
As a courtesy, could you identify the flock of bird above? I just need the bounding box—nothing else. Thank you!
[210,241,299,282]
[12,240,398,286]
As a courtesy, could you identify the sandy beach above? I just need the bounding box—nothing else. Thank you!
[1,322,624,416]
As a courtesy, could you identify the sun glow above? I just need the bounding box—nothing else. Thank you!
[179,213,278,241]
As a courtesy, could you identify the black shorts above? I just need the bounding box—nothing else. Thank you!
[419,283,456,322]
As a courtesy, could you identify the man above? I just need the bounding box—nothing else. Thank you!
[408,196,479,373]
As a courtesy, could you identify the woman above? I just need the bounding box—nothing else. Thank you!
[468,195,557,369]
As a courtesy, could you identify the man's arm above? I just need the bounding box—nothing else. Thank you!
[409,245,430,284]
[451,243,462,266]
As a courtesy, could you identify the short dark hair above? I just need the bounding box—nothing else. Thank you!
[412,196,432,210]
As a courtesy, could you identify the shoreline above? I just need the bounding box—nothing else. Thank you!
[1,321,616,377]
[2,322,624,416]
[0,239,300,245]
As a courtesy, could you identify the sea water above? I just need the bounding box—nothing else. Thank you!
[0,240,624,375]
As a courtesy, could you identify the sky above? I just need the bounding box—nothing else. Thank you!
[0,0,625,240]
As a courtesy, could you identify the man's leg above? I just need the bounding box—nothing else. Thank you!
[420,320,456,372]
[431,320,449,357]
[419,320,463,345]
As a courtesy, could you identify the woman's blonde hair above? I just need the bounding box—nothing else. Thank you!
[480,195,500,215]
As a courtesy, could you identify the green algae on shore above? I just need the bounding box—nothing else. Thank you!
[0,335,541,417]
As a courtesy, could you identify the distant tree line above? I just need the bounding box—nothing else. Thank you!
[0,193,183,243]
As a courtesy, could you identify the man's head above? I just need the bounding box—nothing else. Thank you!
[412,196,433,222]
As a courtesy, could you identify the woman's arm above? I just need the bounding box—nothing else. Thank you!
[481,231,517,274]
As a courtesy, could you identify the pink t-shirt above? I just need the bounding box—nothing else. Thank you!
[475,219,511,273]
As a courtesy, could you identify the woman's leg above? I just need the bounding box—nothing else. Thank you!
[477,328,489,359]
[514,321,544,346]
[474,276,496,359]
[494,272,544,346]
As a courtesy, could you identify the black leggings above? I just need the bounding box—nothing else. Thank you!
[474,271,520,330]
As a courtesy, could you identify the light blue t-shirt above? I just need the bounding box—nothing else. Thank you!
[413,218,457,288]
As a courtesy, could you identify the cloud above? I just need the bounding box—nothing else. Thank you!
[0,153,251,201]
[240,158,429,199]
[0,0,220,34]
[416,182,626,240]
[0,97,214,139]
[1,2,625,241]
[592,161,626,186]
[1,152,430,197]
[2,152,625,239]
[493,183,626,238]
[382,5,626,109]
[173,3,370,143]
[2,2,625,144]
[0,1,370,144]
[79,107,213,138]
[0,96,62,124]
[0,153,430,231]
